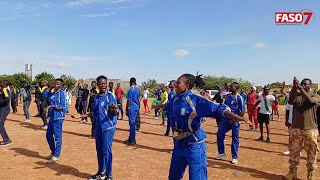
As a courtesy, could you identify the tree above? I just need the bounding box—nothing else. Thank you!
[0,73,32,88]
[141,79,158,89]
[33,72,55,84]
[267,82,282,89]
[203,75,252,92]
[60,74,77,89]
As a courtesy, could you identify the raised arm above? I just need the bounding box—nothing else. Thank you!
[280,81,286,96]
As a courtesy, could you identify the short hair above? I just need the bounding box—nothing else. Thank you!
[232,82,240,90]
[3,80,9,86]
[55,78,64,83]
[301,78,312,84]
[96,75,107,82]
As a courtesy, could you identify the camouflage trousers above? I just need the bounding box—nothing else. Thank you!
[289,128,319,172]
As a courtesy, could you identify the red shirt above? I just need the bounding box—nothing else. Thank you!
[247,92,258,106]
[115,88,123,100]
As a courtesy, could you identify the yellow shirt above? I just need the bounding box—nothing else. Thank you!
[161,91,168,104]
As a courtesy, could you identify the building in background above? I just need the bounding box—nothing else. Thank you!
[25,64,32,80]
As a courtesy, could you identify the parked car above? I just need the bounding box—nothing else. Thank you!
[207,90,219,99]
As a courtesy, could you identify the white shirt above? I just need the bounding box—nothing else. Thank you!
[285,103,293,124]
[143,90,149,100]
[222,91,230,103]
[258,94,275,114]
[285,93,293,124]
[64,89,71,100]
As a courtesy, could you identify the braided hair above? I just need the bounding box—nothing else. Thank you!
[182,73,205,90]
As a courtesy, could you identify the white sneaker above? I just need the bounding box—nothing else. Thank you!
[215,153,226,160]
[283,150,290,155]
[154,117,158,120]
[46,156,59,164]
[24,119,31,122]
[282,150,302,156]
[231,159,238,164]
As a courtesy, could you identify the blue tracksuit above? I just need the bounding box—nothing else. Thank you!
[156,90,162,101]
[165,90,229,180]
[126,86,140,142]
[93,91,117,175]
[45,89,65,157]
[166,90,176,134]
[217,93,245,160]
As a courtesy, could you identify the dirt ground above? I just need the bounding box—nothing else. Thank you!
[0,97,319,180]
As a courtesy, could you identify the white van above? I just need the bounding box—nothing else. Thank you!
[207,90,219,99]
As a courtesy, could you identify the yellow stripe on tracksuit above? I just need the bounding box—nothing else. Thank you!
[3,88,9,97]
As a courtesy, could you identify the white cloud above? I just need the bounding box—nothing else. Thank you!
[81,11,117,18]
[41,2,56,8]
[174,49,190,57]
[53,62,69,69]
[15,2,36,14]
[254,42,266,49]
[181,38,251,49]
[66,0,131,8]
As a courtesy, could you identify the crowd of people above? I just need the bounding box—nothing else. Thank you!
[0,75,320,180]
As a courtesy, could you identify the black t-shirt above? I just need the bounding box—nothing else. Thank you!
[35,88,41,100]
[82,89,89,101]
[89,88,99,105]
[213,93,223,103]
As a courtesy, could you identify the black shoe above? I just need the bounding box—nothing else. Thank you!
[265,137,270,143]
[88,172,106,180]
[164,133,169,136]
[0,140,13,147]
[257,136,264,141]
[124,140,136,145]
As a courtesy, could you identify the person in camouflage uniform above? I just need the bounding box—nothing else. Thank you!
[284,77,320,180]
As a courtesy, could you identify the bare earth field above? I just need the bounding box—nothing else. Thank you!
[0,97,319,180]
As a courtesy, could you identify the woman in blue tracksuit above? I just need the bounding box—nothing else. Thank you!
[153,74,248,180]
[72,75,118,180]
[44,78,66,164]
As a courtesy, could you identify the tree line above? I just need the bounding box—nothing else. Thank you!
[0,72,77,89]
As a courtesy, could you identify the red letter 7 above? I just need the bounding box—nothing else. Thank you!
[303,12,313,25]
